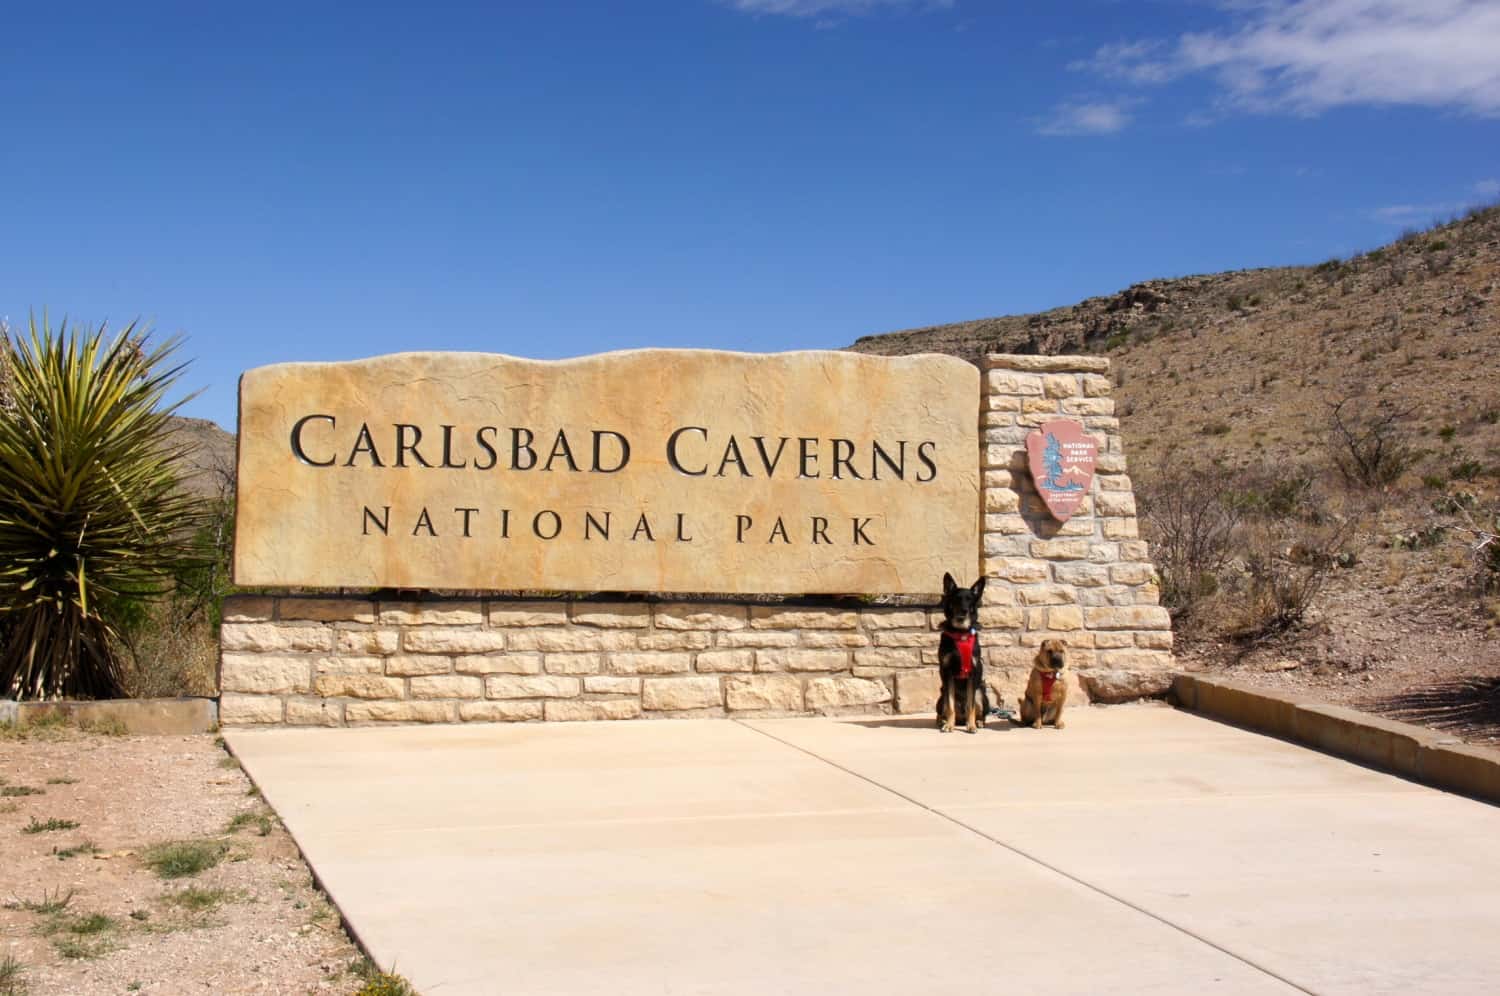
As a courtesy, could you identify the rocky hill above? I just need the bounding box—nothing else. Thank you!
[853,204,1500,740]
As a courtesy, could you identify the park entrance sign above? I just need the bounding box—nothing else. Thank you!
[233,350,980,594]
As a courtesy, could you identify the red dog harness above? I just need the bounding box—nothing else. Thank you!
[945,629,977,679]
[1040,673,1057,703]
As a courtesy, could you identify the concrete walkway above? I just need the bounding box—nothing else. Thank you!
[226,707,1500,995]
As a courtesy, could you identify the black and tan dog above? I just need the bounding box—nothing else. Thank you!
[935,572,988,733]
[1018,638,1068,729]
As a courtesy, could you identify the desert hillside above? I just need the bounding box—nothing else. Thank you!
[853,204,1500,740]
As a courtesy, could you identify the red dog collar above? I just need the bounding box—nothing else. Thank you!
[945,629,977,679]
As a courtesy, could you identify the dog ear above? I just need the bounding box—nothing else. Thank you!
[943,572,956,596]
[969,576,986,601]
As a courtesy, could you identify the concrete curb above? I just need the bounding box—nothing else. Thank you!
[3,697,219,735]
[1172,674,1500,806]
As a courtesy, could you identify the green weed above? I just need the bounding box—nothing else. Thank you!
[141,839,228,879]
[21,817,79,835]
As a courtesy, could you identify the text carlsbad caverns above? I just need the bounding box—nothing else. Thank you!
[288,415,947,548]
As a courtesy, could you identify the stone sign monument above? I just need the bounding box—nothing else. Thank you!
[235,350,980,594]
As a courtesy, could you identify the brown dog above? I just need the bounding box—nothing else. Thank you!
[1018,639,1068,729]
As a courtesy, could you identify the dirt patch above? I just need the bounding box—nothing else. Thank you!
[0,725,373,995]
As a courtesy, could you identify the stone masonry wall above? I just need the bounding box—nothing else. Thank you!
[975,354,1172,704]
[218,598,954,726]
[218,353,1172,726]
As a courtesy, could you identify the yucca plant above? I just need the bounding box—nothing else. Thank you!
[0,316,207,699]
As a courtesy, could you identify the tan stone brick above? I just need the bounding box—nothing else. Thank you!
[862,609,928,630]
[984,513,1030,534]
[379,602,483,626]
[221,623,333,654]
[1053,563,1109,587]
[986,355,1109,374]
[1102,518,1140,540]
[1016,585,1075,606]
[1080,374,1112,397]
[805,677,892,711]
[983,534,1030,559]
[726,675,804,712]
[1098,474,1133,492]
[978,606,1025,628]
[987,558,1049,583]
[544,699,642,722]
[285,698,342,727]
[1042,375,1080,399]
[984,489,1020,513]
[485,675,580,699]
[695,650,755,673]
[1031,539,1091,560]
[1135,630,1175,650]
[982,395,1022,414]
[1096,649,1174,671]
[336,630,400,655]
[1110,563,1156,585]
[543,653,603,675]
[984,371,1044,396]
[894,670,941,714]
[384,656,451,677]
[1023,396,1061,414]
[756,649,850,673]
[1061,397,1114,416]
[642,676,722,711]
[487,602,569,627]
[654,604,749,630]
[1088,547,1122,568]
[749,607,859,630]
[1095,493,1137,517]
[409,675,485,699]
[220,656,312,695]
[801,631,870,649]
[221,596,275,624]
[872,631,930,648]
[1119,540,1151,561]
[1048,606,1084,631]
[314,656,385,676]
[459,700,543,722]
[345,701,454,723]
[279,598,376,624]
[635,631,714,652]
[583,676,642,695]
[455,654,542,675]
[1092,631,1135,649]
[1020,632,1096,651]
[570,604,651,628]
[219,693,285,725]
[313,674,405,699]
[983,470,1014,490]
[983,444,1018,468]
[716,630,801,649]
[1097,453,1128,474]
[1023,607,1048,630]
[606,652,693,675]
[852,648,924,669]
[1084,606,1172,630]
[402,629,506,654]
[505,629,639,652]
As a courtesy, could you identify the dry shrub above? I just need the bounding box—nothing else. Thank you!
[1137,460,1244,616]
[117,600,218,698]
[1328,397,1416,489]
[1227,516,1349,638]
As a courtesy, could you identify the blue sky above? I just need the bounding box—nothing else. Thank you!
[2,0,1496,430]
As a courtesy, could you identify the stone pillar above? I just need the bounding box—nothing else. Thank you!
[978,354,1173,704]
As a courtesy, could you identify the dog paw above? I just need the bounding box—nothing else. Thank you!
[1031,720,1043,730]
[1055,720,1066,730]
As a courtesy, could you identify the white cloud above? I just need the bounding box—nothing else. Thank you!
[1477,178,1500,197]
[1370,202,1463,223]
[1078,1,1500,116]
[1036,100,1135,136]
[724,0,952,18]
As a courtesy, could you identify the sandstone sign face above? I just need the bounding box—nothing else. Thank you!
[1025,419,1096,522]
[234,350,979,594]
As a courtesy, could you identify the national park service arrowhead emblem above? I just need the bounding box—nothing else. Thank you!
[1026,419,1097,522]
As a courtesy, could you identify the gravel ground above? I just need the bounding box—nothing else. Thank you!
[0,726,371,995]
